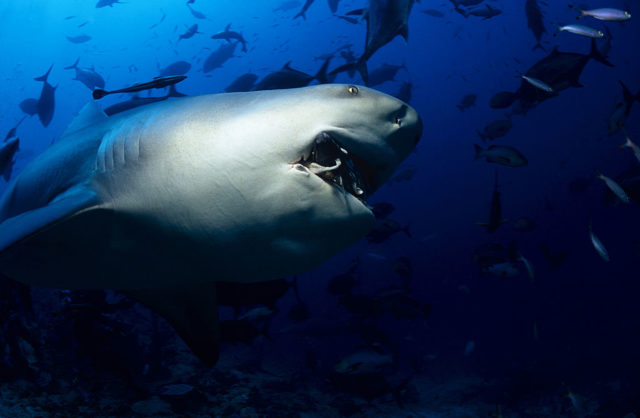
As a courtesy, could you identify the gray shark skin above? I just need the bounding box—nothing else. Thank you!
[0,84,422,365]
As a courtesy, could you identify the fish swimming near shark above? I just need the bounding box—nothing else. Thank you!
[211,23,248,53]
[102,85,186,116]
[92,75,187,99]
[0,137,20,182]
[34,65,57,127]
[253,58,332,91]
[177,24,200,42]
[202,42,238,73]
[525,0,546,51]
[0,84,422,365]
[64,58,106,90]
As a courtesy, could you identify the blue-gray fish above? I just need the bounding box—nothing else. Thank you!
[595,169,630,204]
[64,58,105,90]
[474,144,528,167]
[589,223,609,262]
[34,65,56,127]
[558,24,603,39]
[211,24,248,53]
[66,34,91,44]
[203,42,238,73]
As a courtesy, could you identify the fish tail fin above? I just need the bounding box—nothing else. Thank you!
[456,104,464,111]
[314,56,333,84]
[225,23,231,31]
[64,58,80,70]
[92,89,108,100]
[532,42,545,52]
[619,80,634,104]
[293,10,306,20]
[356,59,369,85]
[477,130,487,142]
[473,144,484,160]
[589,38,613,67]
[34,64,54,82]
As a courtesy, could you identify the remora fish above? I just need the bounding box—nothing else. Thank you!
[64,58,106,90]
[102,85,186,116]
[92,75,187,99]
[211,24,248,53]
[0,84,422,366]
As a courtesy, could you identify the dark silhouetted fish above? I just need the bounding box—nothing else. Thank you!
[515,39,612,111]
[367,63,406,87]
[102,85,186,116]
[336,15,359,24]
[490,91,519,109]
[358,0,415,83]
[294,0,315,19]
[4,117,26,141]
[253,58,331,91]
[457,93,476,111]
[328,260,359,295]
[474,144,528,167]
[0,137,19,182]
[149,13,166,29]
[224,73,258,92]
[92,75,187,100]
[328,0,340,13]
[34,65,56,127]
[19,99,38,117]
[274,0,301,12]
[371,202,395,219]
[202,42,238,73]
[187,4,206,19]
[607,80,640,135]
[211,24,248,52]
[178,24,200,42]
[466,4,502,19]
[66,34,91,44]
[393,81,412,103]
[96,0,122,7]
[366,218,411,243]
[477,171,503,233]
[540,243,570,268]
[477,119,512,141]
[525,0,546,51]
[158,61,191,77]
[64,58,105,90]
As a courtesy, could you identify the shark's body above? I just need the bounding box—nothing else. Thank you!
[0,84,421,365]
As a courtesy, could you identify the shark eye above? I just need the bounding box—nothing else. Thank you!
[347,85,359,96]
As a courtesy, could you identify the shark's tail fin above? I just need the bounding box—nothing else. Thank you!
[532,42,545,52]
[34,64,54,82]
[356,58,369,86]
[589,38,613,67]
[64,58,80,70]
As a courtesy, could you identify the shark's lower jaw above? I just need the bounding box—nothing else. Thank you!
[295,132,372,204]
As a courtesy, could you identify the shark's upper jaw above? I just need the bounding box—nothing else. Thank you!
[294,132,372,203]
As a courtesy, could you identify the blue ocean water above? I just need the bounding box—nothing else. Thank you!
[1,0,639,416]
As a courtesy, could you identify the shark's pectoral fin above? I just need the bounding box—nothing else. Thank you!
[121,283,220,367]
[0,187,100,253]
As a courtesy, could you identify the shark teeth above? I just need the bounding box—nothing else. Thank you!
[295,132,369,203]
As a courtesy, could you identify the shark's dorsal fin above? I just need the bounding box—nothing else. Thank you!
[121,283,220,367]
[61,101,108,138]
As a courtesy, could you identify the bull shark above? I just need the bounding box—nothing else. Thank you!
[0,84,422,365]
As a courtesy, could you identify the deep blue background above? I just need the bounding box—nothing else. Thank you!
[2,0,640,412]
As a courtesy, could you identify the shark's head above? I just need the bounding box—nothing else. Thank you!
[194,84,423,279]
[99,84,422,283]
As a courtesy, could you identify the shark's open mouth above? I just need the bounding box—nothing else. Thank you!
[295,132,373,203]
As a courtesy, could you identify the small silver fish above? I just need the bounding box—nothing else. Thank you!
[522,75,553,92]
[595,170,630,204]
[558,24,604,38]
[589,223,610,262]
[571,6,631,22]
[619,135,640,164]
